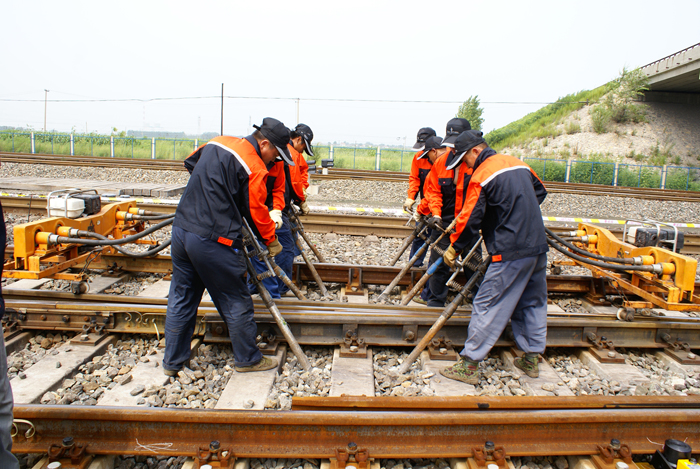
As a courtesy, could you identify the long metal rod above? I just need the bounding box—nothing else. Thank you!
[299,226,325,262]
[12,404,700,458]
[389,221,422,266]
[244,254,311,371]
[400,258,441,305]
[377,220,456,303]
[297,238,328,296]
[398,256,491,374]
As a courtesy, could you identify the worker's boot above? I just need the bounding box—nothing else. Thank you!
[514,353,540,378]
[440,357,479,385]
[235,356,279,373]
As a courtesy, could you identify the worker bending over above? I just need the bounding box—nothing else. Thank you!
[290,123,314,203]
[441,130,548,384]
[164,117,290,376]
[403,127,436,268]
[413,119,475,308]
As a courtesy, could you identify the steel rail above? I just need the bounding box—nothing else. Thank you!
[3,153,700,202]
[4,293,700,349]
[292,395,700,410]
[11,402,700,458]
[3,197,699,253]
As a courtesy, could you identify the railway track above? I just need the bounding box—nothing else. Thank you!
[3,152,700,202]
[5,282,700,466]
[3,153,700,466]
[5,265,700,466]
[4,195,700,254]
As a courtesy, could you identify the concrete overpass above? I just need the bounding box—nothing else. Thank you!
[641,42,700,103]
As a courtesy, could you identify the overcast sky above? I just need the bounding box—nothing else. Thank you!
[1,1,698,146]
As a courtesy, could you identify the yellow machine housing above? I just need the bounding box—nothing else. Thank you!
[574,222,699,311]
[4,201,147,281]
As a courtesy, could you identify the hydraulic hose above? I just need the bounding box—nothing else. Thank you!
[545,226,639,265]
[77,230,172,257]
[546,237,666,274]
[53,218,174,246]
[130,214,176,220]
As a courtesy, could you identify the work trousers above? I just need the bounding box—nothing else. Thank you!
[249,214,296,298]
[426,234,452,307]
[0,334,19,469]
[460,253,548,362]
[164,226,262,370]
[408,226,432,267]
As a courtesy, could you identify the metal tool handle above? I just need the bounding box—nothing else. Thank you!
[243,254,311,371]
[398,255,492,374]
[390,219,425,266]
[242,217,305,300]
[294,234,329,296]
[446,236,484,289]
[377,219,457,303]
[289,204,327,263]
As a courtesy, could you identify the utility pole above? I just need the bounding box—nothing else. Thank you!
[44,89,49,132]
[220,83,224,136]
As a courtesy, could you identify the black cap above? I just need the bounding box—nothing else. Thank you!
[412,127,437,150]
[253,117,294,166]
[446,130,486,170]
[443,118,472,147]
[417,136,445,159]
[294,123,314,157]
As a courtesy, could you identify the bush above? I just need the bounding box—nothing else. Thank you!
[565,121,581,134]
[526,158,567,182]
[570,159,615,185]
[485,86,608,150]
[590,106,611,134]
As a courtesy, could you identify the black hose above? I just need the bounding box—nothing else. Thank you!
[545,226,637,264]
[55,218,173,246]
[547,237,659,272]
[76,230,171,257]
[131,214,176,220]
[117,238,171,257]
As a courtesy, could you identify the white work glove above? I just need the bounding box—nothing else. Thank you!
[303,186,308,198]
[403,198,415,212]
[299,201,311,216]
[270,209,283,230]
[413,210,424,223]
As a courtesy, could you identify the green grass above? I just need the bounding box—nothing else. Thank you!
[0,130,199,160]
[485,86,608,150]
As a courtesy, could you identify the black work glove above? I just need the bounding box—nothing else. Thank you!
[427,215,443,230]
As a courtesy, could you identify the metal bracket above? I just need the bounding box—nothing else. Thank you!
[591,439,633,469]
[470,441,507,468]
[256,329,282,356]
[339,325,367,358]
[659,331,700,365]
[585,330,625,363]
[47,437,92,469]
[330,442,371,469]
[195,440,235,468]
[346,267,365,296]
[427,335,457,361]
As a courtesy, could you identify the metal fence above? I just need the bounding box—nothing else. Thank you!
[524,157,700,191]
[0,131,199,160]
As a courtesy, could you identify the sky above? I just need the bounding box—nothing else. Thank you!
[1,0,699,146]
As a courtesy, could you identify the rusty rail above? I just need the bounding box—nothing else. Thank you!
[11,402,700,458]
[4,291,700,350]
[3,154,700,201]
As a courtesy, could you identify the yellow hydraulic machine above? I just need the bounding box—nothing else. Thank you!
[547,221,699,312]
